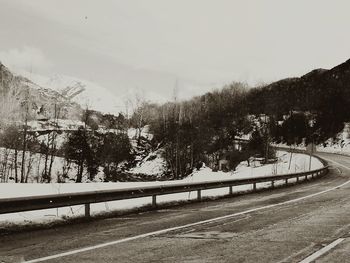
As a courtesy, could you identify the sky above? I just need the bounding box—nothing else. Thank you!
[1,0,350,103]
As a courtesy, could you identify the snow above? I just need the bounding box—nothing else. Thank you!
[273,122,350,156]
[0,147,105,184]
[273,140,350,157]
[317,146,350,156]
[183,151,322,182]
[129,149,166,176]
[27,119,85,132]
[127,125,164,176]
[0,151,323,227]
[316,137,350,156]
[15,70,125,115]
[127,125,153,141]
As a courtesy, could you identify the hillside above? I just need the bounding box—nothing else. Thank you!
[0,62,82,121]
[246,58,350,140]
[0,61,129,124]
[248,58,350,112]
[1,58,350,183]
[16,71,126,115]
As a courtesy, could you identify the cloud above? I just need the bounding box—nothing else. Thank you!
[0,46,53,72]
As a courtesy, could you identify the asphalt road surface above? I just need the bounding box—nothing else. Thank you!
[1,152,350,263]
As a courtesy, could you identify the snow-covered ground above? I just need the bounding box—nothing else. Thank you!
[129,148,166,176]
[273,122,350,156]
[0,151,323,227]
[27,119,85,132]
[316,138,350,156]
[127,125,153,141]
[274,140,350,156]
[0,125,155,184]
[188,150,322,182]
[0,147,105,184]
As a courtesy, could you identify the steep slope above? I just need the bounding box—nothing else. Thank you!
[0,62,82,121]
[247,59,350,113]
[246,58,350,140]
[17,71,126,115]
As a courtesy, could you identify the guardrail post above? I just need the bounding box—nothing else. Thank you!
[285,178,288,185]
[312,173,314,179]
[253,183,257,191]
[85,203,90,217]
[297,176,299,183]
[271,181,275,188]
[197,190,201,201]
[229,186,233,195]
[152,195,157,208]
[305,175,308,180]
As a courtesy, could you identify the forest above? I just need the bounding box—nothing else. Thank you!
[131,58,350,179]
[1,58,350,182]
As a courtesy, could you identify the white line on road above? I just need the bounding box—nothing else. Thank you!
[24,178,350,263]
[299,238,345,263]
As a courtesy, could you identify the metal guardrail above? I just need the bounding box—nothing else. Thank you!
[0,163,328,217]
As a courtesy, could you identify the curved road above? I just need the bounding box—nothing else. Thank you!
[1,152,350,263]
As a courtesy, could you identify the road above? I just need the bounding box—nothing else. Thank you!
[1,152,350,263]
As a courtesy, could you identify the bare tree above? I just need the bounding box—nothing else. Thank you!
[41,103,61,182]
[128,90,147,141]
[20,88,30,183]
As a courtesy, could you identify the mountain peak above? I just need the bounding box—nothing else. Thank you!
[302,68,328,79]
[329,58,350,73]
[0,61,12,76]
[0,61,82,120]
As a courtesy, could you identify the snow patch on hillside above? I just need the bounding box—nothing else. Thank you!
[184,151,322,182]
[27,119,85,131]
[15,70,125,114]
[273,122,350,156]
[316,124,350,155]
[129,149,166,176]
[127,126,153,141]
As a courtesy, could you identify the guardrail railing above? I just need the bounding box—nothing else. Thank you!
[0,164,328,217]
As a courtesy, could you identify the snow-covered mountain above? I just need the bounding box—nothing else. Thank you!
[0,62,82,121]
[17,70,125,115]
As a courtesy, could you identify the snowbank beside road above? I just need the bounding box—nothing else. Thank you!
[0,151,323,227]
[317,142,350,156]
[186,151,322,183]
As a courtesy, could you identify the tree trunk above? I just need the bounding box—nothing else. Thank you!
[25,153,33,183]
[20,133,27,183]
[37,153,42,183]
[43,143,49,182]
[76,161,84,183]
[14,149,18,183]
[288,145,293,170]
[21,107,29,183]
[190,143,194,171]
[48,154,55,183]
[48,132,57,183]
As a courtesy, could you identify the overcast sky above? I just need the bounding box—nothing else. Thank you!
[1,0,350,102]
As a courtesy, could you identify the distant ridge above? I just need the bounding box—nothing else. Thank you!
[0,62,82,120]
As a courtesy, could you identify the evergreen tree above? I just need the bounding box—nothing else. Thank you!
[64,128,100,182]
[99,132,132,181]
